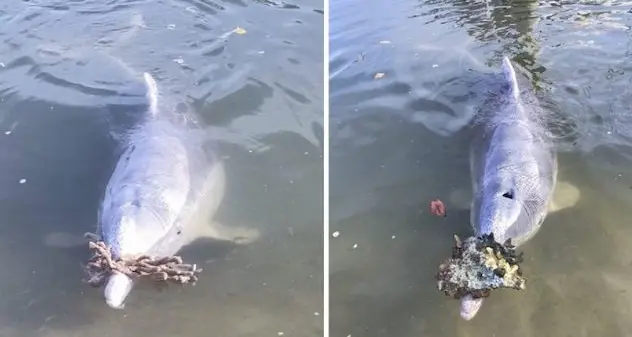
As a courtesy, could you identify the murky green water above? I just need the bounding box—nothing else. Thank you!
[0,1,323,336]
[330,0,632,335]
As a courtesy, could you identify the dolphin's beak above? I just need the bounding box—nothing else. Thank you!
[460,295,484,320]
[104,272,133,309]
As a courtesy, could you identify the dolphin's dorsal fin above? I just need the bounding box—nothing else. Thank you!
[501,56,520,102]
[143,72,159,117]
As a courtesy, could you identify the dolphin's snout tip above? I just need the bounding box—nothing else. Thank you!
[104,272,133,309]
[460,308,476,321]
[106,298,125,310]
[460,296,484,321]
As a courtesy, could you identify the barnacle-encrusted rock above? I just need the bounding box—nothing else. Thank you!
[436,233,526,299]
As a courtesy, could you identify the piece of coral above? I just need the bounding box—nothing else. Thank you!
[436,233,526,299]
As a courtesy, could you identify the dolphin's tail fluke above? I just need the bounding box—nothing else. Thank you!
[143,72,159,117]
[501,56,520,102]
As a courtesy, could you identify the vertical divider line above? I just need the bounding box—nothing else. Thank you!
[323,0,330,335]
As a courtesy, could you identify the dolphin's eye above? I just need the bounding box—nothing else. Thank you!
[502,190,514,199]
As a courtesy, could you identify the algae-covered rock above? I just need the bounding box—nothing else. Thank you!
[436,234,526,299]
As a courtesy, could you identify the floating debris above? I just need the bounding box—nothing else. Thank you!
[234,26,247,35]
[374,72,385,79]
[332,231,340,238]
[430,199,446,217]
[18,178,26,184]
[436,234,526,299]
[83,233,201,287]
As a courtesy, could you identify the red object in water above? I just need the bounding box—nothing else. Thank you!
[430,199,446,217]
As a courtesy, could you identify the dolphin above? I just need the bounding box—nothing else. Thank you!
[458,57,579,320]
[95,72,258,309]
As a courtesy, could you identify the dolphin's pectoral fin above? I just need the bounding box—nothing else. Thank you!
[43,232,90,249]
[448,188,473,210]
[548,181,581,213]
[200,223,260,245]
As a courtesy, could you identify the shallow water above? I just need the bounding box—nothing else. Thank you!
[0,1,323,336]
[330,0,632,335]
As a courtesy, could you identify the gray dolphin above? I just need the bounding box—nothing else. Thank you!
[459,57,578,320]
[96,72,258,309]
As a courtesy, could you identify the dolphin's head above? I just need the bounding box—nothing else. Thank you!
[99,215,142,309]
[477,131,550,244]
[103,200,174,257]
[479,187,522,243]
[104,214,148,257]
[464,162,545,320]
[99,209,169,309]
